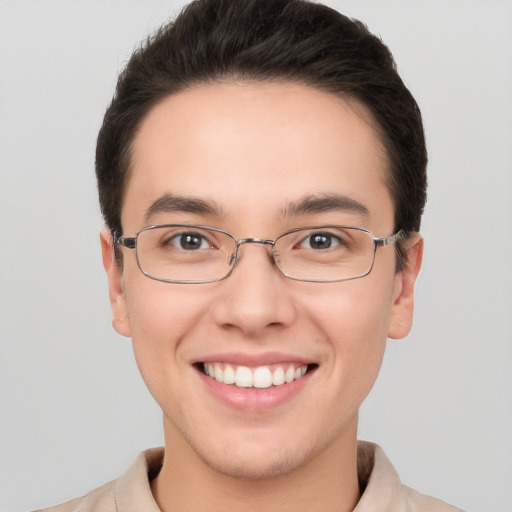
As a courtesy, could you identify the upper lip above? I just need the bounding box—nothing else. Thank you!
[193,352,316,367]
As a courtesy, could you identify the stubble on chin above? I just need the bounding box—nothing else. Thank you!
[182,429,326,481]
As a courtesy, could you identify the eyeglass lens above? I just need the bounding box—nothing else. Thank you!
[134,225,377,283]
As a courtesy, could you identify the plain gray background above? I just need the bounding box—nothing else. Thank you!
[1,1,511,511]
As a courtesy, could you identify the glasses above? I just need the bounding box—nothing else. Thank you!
[115,224,405,284]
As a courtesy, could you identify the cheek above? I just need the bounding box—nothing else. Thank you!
[306,279,394,383]
[122,280,212,408]
[124,274,207,341]
[308,277,394,340]
[122,277,210,375]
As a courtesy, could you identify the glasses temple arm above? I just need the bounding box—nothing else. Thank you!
[374,229,406,247]
[115,236,137,249]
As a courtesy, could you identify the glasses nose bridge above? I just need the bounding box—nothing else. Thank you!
[229,237,276,266]
[236,237,275,248]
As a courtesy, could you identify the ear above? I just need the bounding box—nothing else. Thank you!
[100,228,131,338]
[387,234,423,340]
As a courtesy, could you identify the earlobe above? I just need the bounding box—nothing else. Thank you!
[100,228,131,338]
[387,234,423,340]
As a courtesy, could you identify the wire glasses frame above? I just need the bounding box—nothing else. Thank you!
[115,224,406,284]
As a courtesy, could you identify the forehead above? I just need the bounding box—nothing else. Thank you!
[124,81,393,233]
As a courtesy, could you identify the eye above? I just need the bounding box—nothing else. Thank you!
[168,232,211,250]
[300,232,341,250]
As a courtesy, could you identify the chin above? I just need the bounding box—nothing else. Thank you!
[197,447,311,481]
[181,424,329,481]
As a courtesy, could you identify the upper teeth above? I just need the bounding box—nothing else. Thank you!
[203,363,308,388]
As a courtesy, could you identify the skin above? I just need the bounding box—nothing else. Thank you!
[101,81,423,512]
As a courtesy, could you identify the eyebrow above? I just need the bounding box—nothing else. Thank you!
[143,192,368,224]
[144,194,225,223]
[282,193,369,218]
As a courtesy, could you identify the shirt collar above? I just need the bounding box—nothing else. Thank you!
[114,447,163,512]
[354,441,409,511]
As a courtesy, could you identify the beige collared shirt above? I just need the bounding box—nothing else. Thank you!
[36,442,463,512]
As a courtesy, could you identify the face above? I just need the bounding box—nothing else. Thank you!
[102,82,422,479]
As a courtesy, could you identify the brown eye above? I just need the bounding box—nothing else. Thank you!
[168,232,210,250]
[300,232,340,250]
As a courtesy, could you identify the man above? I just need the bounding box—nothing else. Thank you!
[40,0,462,510]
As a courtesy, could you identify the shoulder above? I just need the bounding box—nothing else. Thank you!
[33,448,164,512]
[356,441,464,512]
[403,485,464,512]
[33,480,116,512]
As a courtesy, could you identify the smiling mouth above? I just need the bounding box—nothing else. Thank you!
[198,362,317,389]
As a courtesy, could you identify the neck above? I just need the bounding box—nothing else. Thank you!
[151,419,360,512]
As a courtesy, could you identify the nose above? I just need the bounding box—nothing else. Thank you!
[211,241,297,337]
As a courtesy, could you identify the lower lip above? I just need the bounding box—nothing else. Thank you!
[197,368,313,412]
